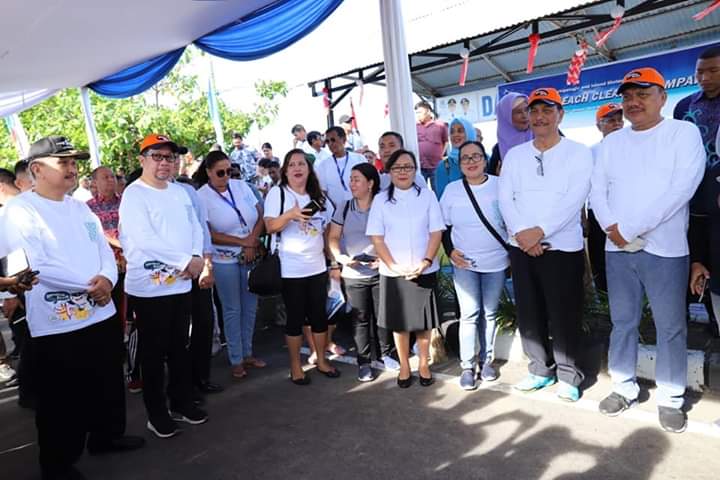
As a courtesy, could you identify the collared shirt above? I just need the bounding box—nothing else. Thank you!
[315,150,366,209]
[229,146,260,181]
[417,120,448,170]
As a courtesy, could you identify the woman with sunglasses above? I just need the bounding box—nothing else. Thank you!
[264,149,340,384]
[439,141,509,391]
[367,150,445,388]
[196,151,266,380]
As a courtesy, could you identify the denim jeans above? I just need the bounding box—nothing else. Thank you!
[606,251,689,409]
[453,267,506,370]
[213,262,257,366]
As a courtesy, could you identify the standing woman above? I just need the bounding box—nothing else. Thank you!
[488,93,533,176]
[264,149,340,384]
[367,149,445,387]
[328,163,396,382]
[434,117,477,199]
[196,151,266,380]
[439,141,509,391]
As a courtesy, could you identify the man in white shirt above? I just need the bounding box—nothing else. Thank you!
[291,124,316,155]
[591,68,705,433]
[306,130,331,166]
[119,134,208,439]
[2,136,144,479]
[338,114,367,152]
[498,87,593,403]
[316,126,366,209]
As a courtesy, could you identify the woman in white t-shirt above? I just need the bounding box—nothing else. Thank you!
[439,141,509,391]
[196,151,266,380]
[367,149,445,388]
[264,149,340,384]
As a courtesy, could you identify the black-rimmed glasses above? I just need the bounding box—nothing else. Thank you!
[534,153,544,176]
[146,153,177,163]
[460,152,486,164]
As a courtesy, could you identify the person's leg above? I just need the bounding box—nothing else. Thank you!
[711,292,720,334]
[238,264,261,365]
[606,252,644,402]
[478,270,506,366]
[306,273,336,373]
[394,331,411,379]
[415,329,432,378]
[213,263,246,373]
[281,277,307,380]
[345,277,373,365]
[190,280,214,386]
[509,247,555,378]
[637,253,689,410]
[453,267,482,371]
[587,209,608,293]
[166,293,194,413]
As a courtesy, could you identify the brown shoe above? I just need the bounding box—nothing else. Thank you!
[243,357,267,368]
[232,365,248,379]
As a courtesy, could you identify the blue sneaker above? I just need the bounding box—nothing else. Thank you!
[557,382,580,402]
[381,355,401,371]
[357,365,374,382]
[514,374,556,392]
[459,369,477,391]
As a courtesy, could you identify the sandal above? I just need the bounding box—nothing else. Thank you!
[316,366,341,378]
[243,357,267,368]
[231,365,248,379]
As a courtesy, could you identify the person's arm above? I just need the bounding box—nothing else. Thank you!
[497,152,532,236]
[105,235,122,250]
[589,142,615,232]
[263,187,310,234]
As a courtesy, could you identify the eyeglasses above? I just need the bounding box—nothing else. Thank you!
[390,165,416,173]
[214,168,234,178]
[146,153,177,163]
[534,153,544,176]
[460,152,485,164]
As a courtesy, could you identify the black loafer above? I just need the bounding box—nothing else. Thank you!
[290,374,311,386]
[87,435,146,455]
[397,375,412,389]
[317,367,341,378]
[196,380,224,394]
[419,375,435,387]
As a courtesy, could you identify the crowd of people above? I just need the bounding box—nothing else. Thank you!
[0,46,719,479]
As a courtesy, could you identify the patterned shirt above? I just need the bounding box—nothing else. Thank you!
[229,146,260,181]
[87,194,124,268]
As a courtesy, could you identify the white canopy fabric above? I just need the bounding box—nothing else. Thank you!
[0,89,59,118]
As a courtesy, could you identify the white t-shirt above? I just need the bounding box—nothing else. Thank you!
[0,192,117,337]
[263,185,334,278]
[315,151,366,208]
[498,137,593,252]
[197,180,260,264]
[310,147,332,168]
[119,180,204,297]
[366,186,446,277]
[440,177,509,273]
[72,186,93,203]
[379,170,427,190]
[590,119,705,257]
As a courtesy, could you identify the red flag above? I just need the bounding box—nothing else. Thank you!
[693,0,720,20]
[322,87,330,112]
[350,97,358,130]
[566,41,588,86]
[527,33,540,73]
[458,48,470,86]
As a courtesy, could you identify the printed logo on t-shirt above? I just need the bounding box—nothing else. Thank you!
[44,291,96,322]
[143,260,182,286]
[84,221,98,242]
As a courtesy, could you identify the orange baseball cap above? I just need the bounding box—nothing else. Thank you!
[139,134,188,154]
[617,67,665,93]
[528,87,563,108]
[596,103,623,122]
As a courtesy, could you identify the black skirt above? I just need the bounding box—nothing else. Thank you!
[378,272,439,332]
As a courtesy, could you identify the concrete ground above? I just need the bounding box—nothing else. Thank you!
[2,322,720,480]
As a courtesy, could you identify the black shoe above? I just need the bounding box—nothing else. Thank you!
[87,435,146,455]
[290,374,311,385]
[18,396,36,410]
[419,375,435,387]
[42,466,88,480]
[397,375,412,389]
[146,415,181,439]
[195,380,224,394]
[599,392,635,417]
[658,406,687,433]
[171,405,209,425]
[316,367,341,378]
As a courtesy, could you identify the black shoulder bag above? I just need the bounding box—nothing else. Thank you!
[462,178,509,251]
[248,188,284,295]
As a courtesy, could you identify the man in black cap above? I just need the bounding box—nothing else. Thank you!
[0,136,144,480]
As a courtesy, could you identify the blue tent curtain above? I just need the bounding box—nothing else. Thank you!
[88,0,343,98]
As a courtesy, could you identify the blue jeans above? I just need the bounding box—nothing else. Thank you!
[213,262,257,366]
[453,267,506,370]
[606,251,688,409]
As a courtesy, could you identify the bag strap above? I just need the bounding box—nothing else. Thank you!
[342,199,351,224]
[272,187,285,253]
[462,178,509,251]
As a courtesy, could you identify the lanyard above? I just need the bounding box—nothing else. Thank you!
[333,153,349,191]
[210,184,247,228]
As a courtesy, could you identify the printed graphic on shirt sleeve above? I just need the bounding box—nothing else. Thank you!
[84,221,99,242]
[44,291,96,322]
[144,260,182,286]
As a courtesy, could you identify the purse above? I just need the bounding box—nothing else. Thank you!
[248,188,285,296]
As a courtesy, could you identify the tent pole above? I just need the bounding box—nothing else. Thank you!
[79,87,102,168]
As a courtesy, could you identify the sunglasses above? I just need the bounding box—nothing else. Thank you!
[146,153,177,163]
[214,168,234,178]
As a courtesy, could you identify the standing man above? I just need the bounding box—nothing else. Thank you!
[415,100,448,190]
[1,136,144,480]
[498,88,593,403]
[291,124,315,154]
[338,114,367,152]
[229,132,260,182]
[306,130,331,166]
[587,103,624,293]
[119,134,208,439]
[592,68,705,433]
[316,126,367,208]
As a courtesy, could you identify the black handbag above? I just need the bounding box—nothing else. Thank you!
[248,188,284,295]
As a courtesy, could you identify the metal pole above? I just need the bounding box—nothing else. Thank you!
[79,87,101,168]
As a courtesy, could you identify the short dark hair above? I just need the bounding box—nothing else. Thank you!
[414,100,432,111]
[385,149,420,203]
[307,131,323,144]
[380,131,404,147]
[268,160,280,169]
[325,126,346,140]
[0,168,16,187]
[14,160,29,176]
[461,97,470,104]
[232,132,243,140]
[90,166,113,180]
[351,163,380,198]
[699,46,720,60]
[261,142,272,150]
[258,158,273,168]
[291,124,305,134]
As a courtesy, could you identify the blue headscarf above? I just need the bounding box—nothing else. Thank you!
[435,117,477,198]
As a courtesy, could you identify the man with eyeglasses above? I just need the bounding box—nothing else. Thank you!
[119,134,208,439]
[498,87,593,403]
[316,126,367,208]
[591,68,705,433]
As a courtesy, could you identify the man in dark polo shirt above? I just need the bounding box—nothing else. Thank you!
[415,100,448,190]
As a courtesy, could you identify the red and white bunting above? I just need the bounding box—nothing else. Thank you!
[566,41,589,86]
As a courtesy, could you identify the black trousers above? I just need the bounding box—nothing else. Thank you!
[190,280,214,385]
[33,318,126,477]
[509,247,585,386]
[281,272,329,337]
[587,209,607,293]
[345,276,393,364]
[130,293,193,420]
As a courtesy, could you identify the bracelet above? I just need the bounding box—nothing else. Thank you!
[422,257,433,265]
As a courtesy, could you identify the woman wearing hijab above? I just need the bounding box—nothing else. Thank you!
[434,117,476,199]
[487,92,533,175]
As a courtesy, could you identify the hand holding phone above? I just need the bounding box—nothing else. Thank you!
[302,200,322,216]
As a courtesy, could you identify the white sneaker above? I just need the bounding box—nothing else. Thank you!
[0,364,16,383]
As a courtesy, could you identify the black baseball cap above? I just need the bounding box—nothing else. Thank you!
[26,136,90,163]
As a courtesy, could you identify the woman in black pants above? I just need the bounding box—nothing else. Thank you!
[263,149,340,384]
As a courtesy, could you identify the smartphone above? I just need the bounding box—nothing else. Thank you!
[698,276,709,303]
[18,270,39,285]
[302,200,322,216]
[353,253,377,264]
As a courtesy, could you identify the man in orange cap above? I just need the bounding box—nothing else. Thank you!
[498,87,593,403]
[587,103,624,293]
[591,68,705,433]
